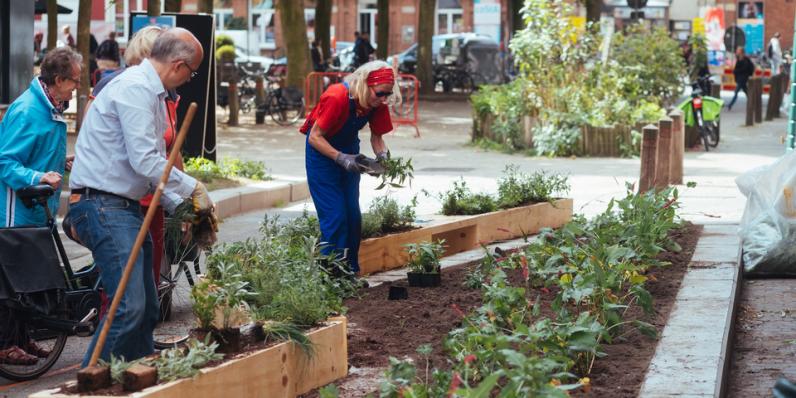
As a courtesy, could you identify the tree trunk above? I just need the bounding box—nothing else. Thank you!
[584,0,603,24]
[164,0,182,13]
[76,0,91,132]
[196,0,213,14]
[416,0,434,95]
[509,0,524,39]
[376,0,389,59]
[148,0,161,16]
[315,0,332,64]
[278,0,310,91]
[46,0,57,51]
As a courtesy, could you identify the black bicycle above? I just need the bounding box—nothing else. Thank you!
[256,80,305,127]
[0,185,193,381]
[433,64,475,94]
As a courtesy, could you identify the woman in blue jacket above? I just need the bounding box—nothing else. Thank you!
[0,47,82,364]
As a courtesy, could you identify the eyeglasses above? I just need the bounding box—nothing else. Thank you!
[64,76,80,85]
[371,87,392,98]
[181,61,199,80]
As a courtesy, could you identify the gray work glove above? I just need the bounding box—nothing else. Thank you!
[335,152,365,173]
[356,155,386,176]
[376,151,389,162]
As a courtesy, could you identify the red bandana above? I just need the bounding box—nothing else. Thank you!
[366,67,395,87]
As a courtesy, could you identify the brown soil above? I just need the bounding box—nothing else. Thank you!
[318,223,701,397]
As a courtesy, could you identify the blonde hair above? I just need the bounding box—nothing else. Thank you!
[124,25,164,66]
[344,60,402,108]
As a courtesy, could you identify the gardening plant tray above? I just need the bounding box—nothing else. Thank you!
[359,199,573,275]
[30,317,348,398]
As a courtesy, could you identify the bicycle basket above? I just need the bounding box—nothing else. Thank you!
[0,226,66,315]
[677,96,724,126]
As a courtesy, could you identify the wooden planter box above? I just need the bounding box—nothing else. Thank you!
[31,317,348,398]
[358,199,573,275]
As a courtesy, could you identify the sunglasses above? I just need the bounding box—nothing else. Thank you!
[371,87,393,98]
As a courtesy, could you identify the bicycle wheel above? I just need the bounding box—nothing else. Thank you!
[0,306,68,381]
[153,238,202,349]
[707,122,720,148]
[270,95,304,127]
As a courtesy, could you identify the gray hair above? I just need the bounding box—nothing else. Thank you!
[39,47,83,85]
[149,27,198,64]
[125,25,164,65]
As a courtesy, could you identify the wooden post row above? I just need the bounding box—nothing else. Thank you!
[639,124,659,194]
[669,109,684,185]
[654,117,673,190]
[766,74,780,121]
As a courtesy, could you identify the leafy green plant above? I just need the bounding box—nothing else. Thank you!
[439,179,498,216]
[184,157,271,183]
[259,320,315,357]
[497,165,570,208]
[98,355,144,384]
[150,337,223,382]
[405,240,446,274]
[361,195,417,239]
[377,153,414,190]
[185,157,224,182]
[531,124,582,157]
[191,278,220,330]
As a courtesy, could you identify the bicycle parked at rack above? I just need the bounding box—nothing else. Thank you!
[0,185,195,381]
[433,64,475,94]
[255,70,305,127]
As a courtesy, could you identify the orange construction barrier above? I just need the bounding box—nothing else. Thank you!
[304,71,421,137]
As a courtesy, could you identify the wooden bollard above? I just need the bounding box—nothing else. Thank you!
[766,74,779,121]
[639,124,659,194]
[228,80,239,126]
[123,364,158,392]
[746,78,756,126]
[254,76,266,124]
[668,109,685,185]
[754,78,763,123]
[77,365,111,392]
[655,117,673,189]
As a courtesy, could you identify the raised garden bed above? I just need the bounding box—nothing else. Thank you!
[358,198,573,275]
[31,317,348,398]
[319,223,701,397]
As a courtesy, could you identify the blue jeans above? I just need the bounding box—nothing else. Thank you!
[67,192,157,365]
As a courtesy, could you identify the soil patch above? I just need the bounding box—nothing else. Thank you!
[316,223,701,397]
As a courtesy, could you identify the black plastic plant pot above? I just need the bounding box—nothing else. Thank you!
[388,285,409,300]
[407,272,441,287]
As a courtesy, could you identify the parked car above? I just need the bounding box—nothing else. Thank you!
[386,33,495,75]
[234,45,275,71]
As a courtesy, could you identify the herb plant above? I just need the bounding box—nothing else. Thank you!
[497,165,570,208]
[405,240,446,274]
[361,194,417,239]
[439,179,498,216]
[376,153,414,190]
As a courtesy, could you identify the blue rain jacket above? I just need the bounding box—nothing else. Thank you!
[0,77,67,227]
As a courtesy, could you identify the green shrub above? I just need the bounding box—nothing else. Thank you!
[184,157,223,182]
[184,157,271,183]
[439,179,498,216]
[531,124,581,157]
[215,34,234,49]
[497,165,570,208]
[361,195,417,239]
[215,44,236,62]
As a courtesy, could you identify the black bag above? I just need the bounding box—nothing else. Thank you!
[0,226,66,315]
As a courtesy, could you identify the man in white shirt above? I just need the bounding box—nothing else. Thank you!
[67,27,214,365]
[769,32,783,74]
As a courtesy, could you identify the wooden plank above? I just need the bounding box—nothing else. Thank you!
[358,199,573,275]
[31,319,348,398]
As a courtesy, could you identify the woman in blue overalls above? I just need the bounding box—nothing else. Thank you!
[301,61,401,276]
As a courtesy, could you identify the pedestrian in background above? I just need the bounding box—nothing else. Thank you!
[728,48,755,111]
[768,32,783,74]
[96,31,121,70]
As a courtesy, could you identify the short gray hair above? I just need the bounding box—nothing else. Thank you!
[149,27,198,64]
[40,47,83,85]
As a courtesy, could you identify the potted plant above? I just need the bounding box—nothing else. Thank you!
[405,240,446,287]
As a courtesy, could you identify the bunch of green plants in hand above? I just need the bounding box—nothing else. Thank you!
[376,152,413,190]
[405,240,446,274]
[361,194,417,239]
[377,185,686,396]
